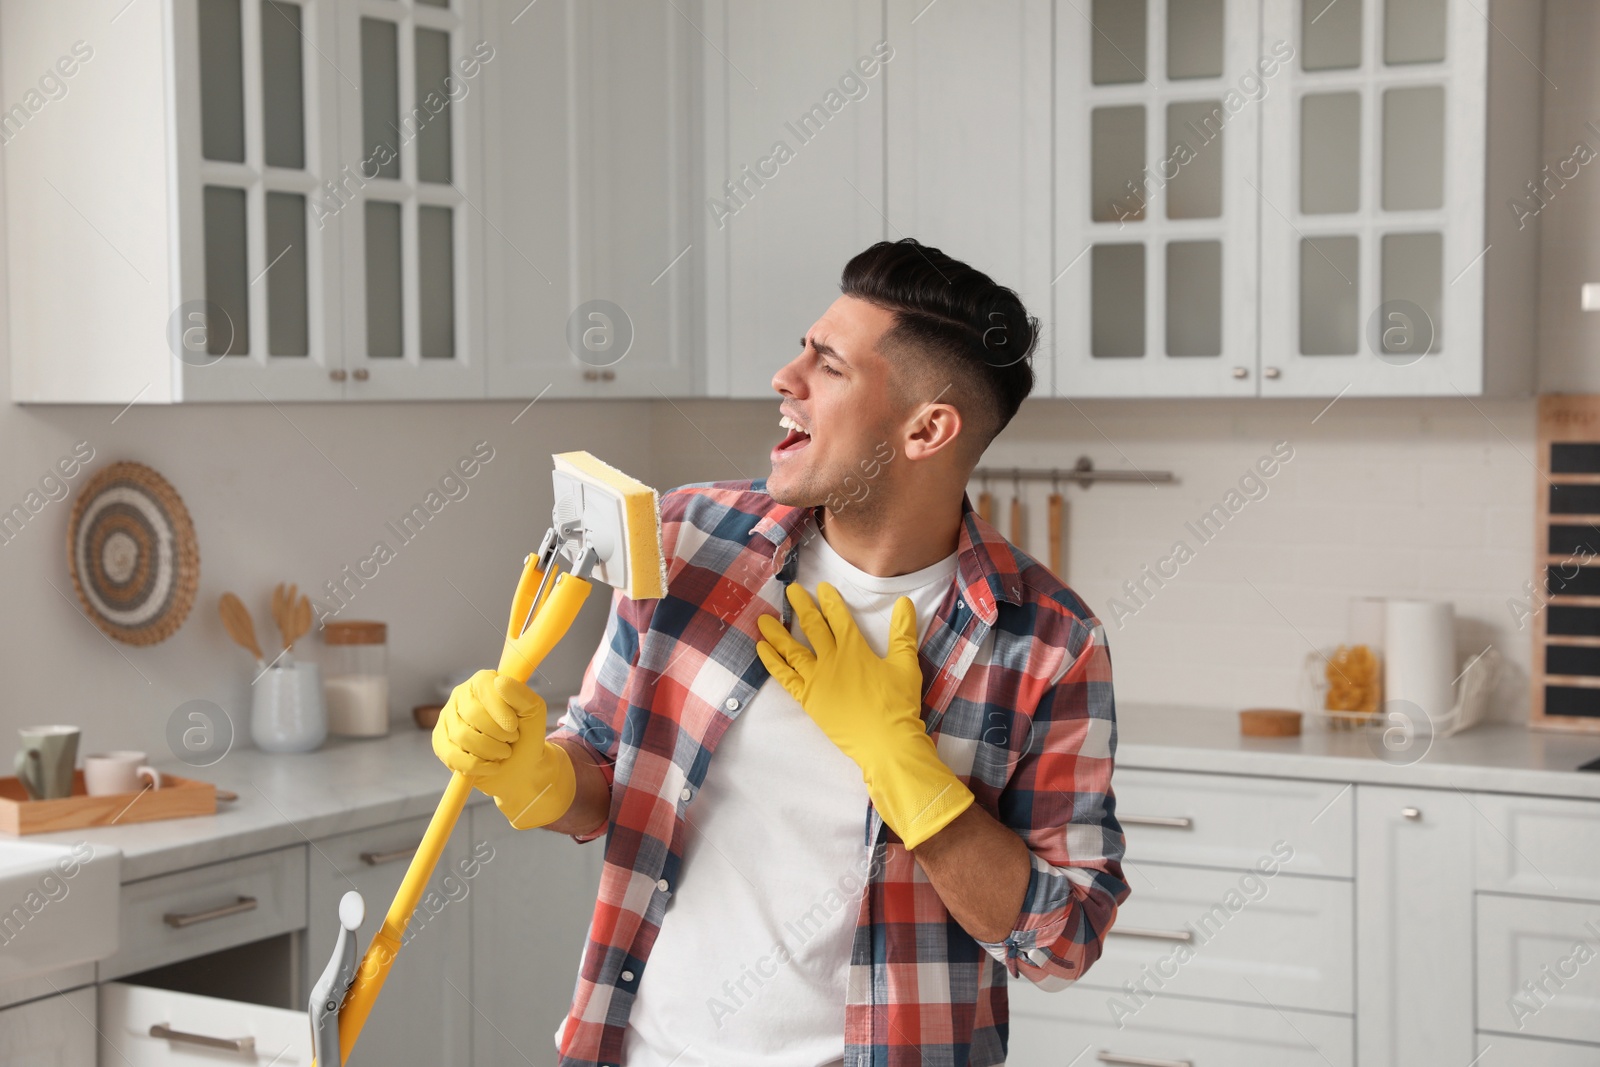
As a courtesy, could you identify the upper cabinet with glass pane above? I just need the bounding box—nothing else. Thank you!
[3,0,482,403]
[1256,0,1541,397]
[1055,0,1541,398]
[1056,0,1266,397]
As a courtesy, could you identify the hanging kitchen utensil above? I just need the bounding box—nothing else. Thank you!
[1009,468,1025,550]
[1047,470,1065,579]
[68,462,199,645]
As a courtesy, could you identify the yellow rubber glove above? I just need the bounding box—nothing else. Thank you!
[755,581,974,849]
[431,669,576,830]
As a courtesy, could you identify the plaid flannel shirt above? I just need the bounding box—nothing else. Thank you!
[548,478,1127,1067]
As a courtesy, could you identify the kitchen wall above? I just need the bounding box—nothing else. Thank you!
[653,396,1539,722]
[0,386,654,759]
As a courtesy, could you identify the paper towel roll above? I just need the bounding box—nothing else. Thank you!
[1383,599,1456,722]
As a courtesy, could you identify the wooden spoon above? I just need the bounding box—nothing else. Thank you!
[219,592,264,664]
[289,593,312,651]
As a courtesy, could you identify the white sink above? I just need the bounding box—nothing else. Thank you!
[0,839,120,984]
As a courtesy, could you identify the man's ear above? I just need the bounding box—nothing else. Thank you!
[902,401,963,461]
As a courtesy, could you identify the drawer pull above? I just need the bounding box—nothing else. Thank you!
[1097,1052,1192,1067]
[149,1023,257,1054]
[1109,925,1195,943]
[162,895,258,928]
[1121,815,1193,829]
[1402,807,1422,820]
[361,844,421,867]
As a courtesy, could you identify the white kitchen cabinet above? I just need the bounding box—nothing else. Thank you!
[1477,892,1600,1047]
[883,0,1053,395]
[3,0,485,404]
[306,815,474,1067]
[1055,0,1265,397]
[1077,861,1354,1013]
[3,0,344,403]
[483,0,698,400]
[331,0,487,399]
[699,0,888,398]
[1256,0,1541,397]
[1354,784,1476,1067]
[0,986,96,1067]
[1008,978,1355,1067]
[467,806,604,1067]
[99,980,309,1065]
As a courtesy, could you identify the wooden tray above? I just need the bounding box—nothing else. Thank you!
[0,771,216,835]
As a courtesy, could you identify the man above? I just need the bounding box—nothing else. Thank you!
[433,238,1128,1067]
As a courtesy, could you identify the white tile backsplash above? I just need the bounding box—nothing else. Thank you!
[651,396,1538,722]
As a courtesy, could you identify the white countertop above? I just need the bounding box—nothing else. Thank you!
[21,704,1600,883]
[1117,703,1600,800]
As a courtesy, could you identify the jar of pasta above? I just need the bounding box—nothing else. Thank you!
[321,620,389,737]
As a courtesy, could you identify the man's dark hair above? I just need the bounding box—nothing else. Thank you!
[840,238,1038,460]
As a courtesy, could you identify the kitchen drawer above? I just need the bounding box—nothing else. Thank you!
[1477,891,1600,1045]
[1008,978,1353,1067]
[1113,769,1353,878]
[1472,792,1600,902]
[1475,1032,1600,1066]
[99,846,307,981]
[99,980,309,1065]
[1078,861,1353,1013]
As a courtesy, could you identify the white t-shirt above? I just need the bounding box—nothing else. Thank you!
[619,529,959,1067]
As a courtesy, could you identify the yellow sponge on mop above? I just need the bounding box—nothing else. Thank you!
[552,451,667,600]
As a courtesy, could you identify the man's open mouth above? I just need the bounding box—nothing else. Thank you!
[775,413,812,456]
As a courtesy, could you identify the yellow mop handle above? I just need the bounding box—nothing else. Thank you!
[314,553,593,1065]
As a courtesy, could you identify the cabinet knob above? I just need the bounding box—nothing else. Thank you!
[352,368,370,381]
[1232,366,1249,379]
[329,369,347,382]
[582,369,617,382]
[1264,366,1281,379]
[1402,807,1422,820]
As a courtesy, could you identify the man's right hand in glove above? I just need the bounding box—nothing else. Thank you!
[432,669,577,830]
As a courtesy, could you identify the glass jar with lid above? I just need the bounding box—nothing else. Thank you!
[321,620,389,737]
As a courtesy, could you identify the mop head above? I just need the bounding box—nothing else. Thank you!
[551,451,667,600]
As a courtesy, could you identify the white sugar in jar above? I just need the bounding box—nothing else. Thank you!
[322,620,390,737]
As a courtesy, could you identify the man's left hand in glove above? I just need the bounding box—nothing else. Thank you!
[755,580,974,850]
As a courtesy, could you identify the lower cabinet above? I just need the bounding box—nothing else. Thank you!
[1008,981,1355,1067]
[468,805,605,1067]
[0,985,97,1066]
[1355,785,1477,1067]
[306,815,475,1067]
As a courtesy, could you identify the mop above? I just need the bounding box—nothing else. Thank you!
[308,451,667,1067]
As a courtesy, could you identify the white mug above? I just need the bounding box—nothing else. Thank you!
[82,751,163,796]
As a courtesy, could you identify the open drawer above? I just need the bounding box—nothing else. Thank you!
[99,981,310,1065]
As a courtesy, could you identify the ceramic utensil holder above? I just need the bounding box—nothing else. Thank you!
[251,660,328,753]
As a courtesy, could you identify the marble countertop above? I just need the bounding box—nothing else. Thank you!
[24,704,1600,884]
[24,724,499,883]
[1117,703,1600,800]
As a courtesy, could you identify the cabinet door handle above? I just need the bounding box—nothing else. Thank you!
[361,843,421,866]
[329,369,347,381]
[1109,925,1195,943]
[1120,815,1193,829]
[352,368,370,381]
[149,1023,257,1054]
[1097,1052,1192,1067]
[1264,366,1281,379]
[1232,366,1249,379]
[1402,807,1422,820]
[162,894,258,928]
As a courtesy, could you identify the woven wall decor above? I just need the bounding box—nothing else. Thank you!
[66,461,200,645]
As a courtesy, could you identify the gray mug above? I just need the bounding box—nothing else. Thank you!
[15,725,80,801]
